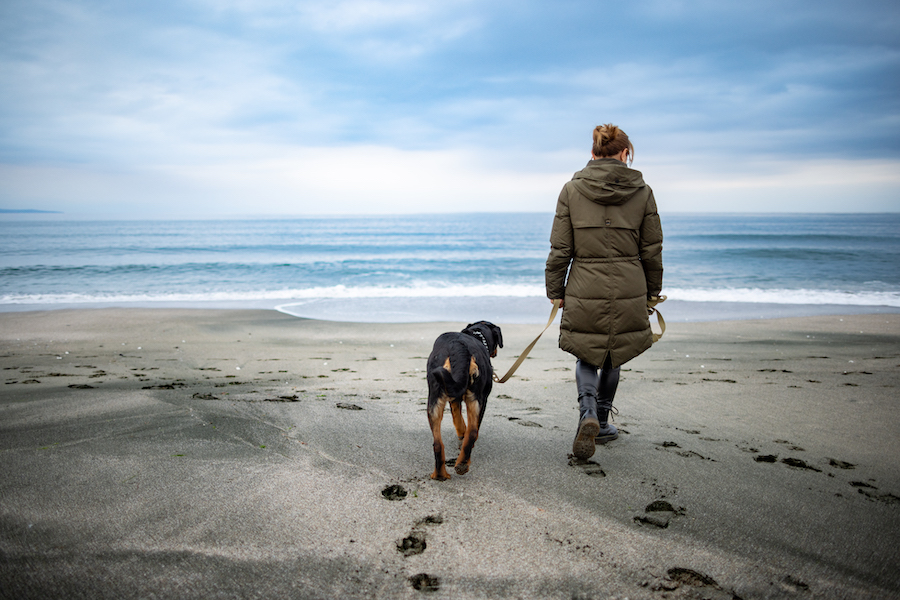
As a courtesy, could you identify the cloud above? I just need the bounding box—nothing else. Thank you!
[296,0,478,36]
[5,142,897,217]
[0,0,898,214]
[0,144,566,216]
[650,157,900,213]
[191,0,484,62]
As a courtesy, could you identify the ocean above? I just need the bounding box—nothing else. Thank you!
[1,213,899,322]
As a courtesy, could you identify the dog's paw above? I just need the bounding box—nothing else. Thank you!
[454,461,470,475]
[430,469,451,481]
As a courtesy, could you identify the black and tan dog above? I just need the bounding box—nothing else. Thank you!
[426,321,502,480]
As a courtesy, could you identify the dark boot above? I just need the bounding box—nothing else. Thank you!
[595,358,620,444]
[595,401,619,444]
[573,361,601,459]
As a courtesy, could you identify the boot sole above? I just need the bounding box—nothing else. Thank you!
[573,418,600,459]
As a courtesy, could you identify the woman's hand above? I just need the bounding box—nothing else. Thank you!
[552,298,564,308]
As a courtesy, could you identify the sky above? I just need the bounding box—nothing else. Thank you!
[1,0,898,216]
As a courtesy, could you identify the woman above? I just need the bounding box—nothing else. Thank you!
[545,123,663,460]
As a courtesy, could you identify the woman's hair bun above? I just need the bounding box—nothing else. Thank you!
[592,123,633,163]
[594,124,619,146]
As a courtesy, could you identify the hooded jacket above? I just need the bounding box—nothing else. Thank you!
[545,158,663,368]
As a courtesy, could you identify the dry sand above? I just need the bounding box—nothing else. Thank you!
[1,309,898,599]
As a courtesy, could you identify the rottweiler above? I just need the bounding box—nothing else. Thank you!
[426,321,502,480]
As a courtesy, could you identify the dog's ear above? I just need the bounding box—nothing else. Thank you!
[491,324,503,349]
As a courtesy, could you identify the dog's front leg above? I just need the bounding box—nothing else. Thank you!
[455,393,480,475]
[428,396,452,480]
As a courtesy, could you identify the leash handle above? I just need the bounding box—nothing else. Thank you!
[493,299,561,383]
[648,295,666,343]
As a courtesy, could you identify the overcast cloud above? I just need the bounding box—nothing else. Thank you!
[1,0,898,216]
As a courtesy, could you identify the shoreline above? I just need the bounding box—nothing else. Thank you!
[1,309,899,598]
[1,297,899,323]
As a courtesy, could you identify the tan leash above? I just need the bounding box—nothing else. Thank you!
[492,295,666,383]
[493,299,561,383]
[648,295,667,343]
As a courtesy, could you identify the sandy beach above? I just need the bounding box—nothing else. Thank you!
[1,308,898,599]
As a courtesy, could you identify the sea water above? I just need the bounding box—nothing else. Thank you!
[1,213,898,322]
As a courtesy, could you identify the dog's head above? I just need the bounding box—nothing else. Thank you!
[463,321,503,358]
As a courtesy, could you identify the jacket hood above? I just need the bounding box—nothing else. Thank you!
[570,159,646,206]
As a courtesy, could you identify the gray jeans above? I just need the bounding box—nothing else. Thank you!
[575,357,620,411]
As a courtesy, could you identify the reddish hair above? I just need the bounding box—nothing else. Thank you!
[592,124,634,164]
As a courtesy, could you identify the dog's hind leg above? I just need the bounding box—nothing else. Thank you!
[454,391,481,476]
[450,400,466,447]
[428,394,452,480]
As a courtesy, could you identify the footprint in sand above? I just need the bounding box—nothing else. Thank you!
[778,574,811,593]
[381,484,408,501]
[506,416,542,427]
[408,573,440,591]
[754,454,778,463]
[647,567,728,595]
[754,453,823,472]
[774,439,805,451]
[650,567,749,598]
[851,481,900,505]
[634,500,685,529]
[667,567,720,587]
[397,532,427,556]
[655,441,714,461]
[781,457,822,472]
[567,457,606,477]
[263,395,299,402]
[397,514,443,557]
[336,402,363,410]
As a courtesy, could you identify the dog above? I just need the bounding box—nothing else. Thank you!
[426,321,502,480]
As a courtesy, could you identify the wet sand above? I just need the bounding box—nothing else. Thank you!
[1,309,898,599]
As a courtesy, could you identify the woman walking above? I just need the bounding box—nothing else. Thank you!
[545,123,664,460]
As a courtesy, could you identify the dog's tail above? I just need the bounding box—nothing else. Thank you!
[432,342,475,401]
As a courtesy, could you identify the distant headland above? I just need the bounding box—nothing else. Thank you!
[0,209,62,214]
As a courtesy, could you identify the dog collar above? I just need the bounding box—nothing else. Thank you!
[467,330,489,351]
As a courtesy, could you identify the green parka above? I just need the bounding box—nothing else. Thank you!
[545,158,663,368]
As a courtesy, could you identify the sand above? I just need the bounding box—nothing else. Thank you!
[1,308,898,599]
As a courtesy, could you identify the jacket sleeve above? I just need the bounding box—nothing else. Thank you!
[545,185,574,299]
[639,191,663,298]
